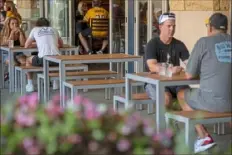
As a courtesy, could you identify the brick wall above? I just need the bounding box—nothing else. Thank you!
[170,0,230,11]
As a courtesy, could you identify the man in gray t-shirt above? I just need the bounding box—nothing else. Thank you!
[177,13,231,154]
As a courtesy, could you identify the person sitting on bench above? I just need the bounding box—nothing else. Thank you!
[177,13,231,154]
[79,0,109,54]
[25,17,63,92]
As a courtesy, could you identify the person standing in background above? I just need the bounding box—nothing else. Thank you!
[0,10,6,30]
[3,1,22,24]
[0,0,5,11]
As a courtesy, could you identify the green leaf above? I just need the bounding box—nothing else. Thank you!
[47,141,57,154]
[133,147,144,155]
[133,137,148,147]
[60,143,72,153]
[92,129,105,141]
[87,120,101,129]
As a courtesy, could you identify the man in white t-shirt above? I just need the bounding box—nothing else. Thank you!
[25,17,63,92]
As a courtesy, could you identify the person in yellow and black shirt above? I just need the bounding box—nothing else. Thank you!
[3,1,22,24]
[79,0,109,54]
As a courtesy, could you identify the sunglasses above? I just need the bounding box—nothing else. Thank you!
[161,12,175,19]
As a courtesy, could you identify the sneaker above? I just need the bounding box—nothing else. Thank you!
[4,72,9,81]
[88,50,94,55]
[26,84,34,92]
[52,80,59,90]
[96,50,103,54]
[194,135,216,154]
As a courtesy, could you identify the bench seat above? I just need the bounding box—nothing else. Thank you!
[165,110,232,152]
[15,64,88,94]
[113,93,154,114]
[38,71,119,102]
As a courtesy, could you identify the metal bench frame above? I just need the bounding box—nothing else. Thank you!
[165,112,231,151]
[37,72,119,102]
[15,65,88,94]
[113,95,154,114]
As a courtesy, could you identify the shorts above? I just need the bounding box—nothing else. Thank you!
[184,88,231,112]
[32,55,58,67]
[145,84,189,100]
[165,85,190,98]
[79,28,92,37]
[14,52,26,64]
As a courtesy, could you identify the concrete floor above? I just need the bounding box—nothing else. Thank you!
[1,87,231,154]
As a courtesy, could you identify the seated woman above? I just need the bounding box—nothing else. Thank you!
[0,17,26,81]
[25,17,63,92]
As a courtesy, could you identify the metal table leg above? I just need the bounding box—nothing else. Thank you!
[156,82,166,132]
[8,50,14,92]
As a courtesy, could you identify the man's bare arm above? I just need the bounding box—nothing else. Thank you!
[146,59,161,73]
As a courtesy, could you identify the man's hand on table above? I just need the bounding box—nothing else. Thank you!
[170,66,183,75]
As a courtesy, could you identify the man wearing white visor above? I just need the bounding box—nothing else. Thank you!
[145,12,190,109]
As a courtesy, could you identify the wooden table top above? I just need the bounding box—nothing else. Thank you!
[47,53,142,61]
[170,111,232,119]
[0,44,77,51]
[132,72,199,82]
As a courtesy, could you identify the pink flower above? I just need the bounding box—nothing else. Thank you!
[121,125,132,135]
[73,95,85,105]
[45,103,64,118]
[143,126,155,136]
[27,146,40,155]
[85,108,100,120]
[15,112,35,127]
[107,132,117,142]
[23,138,34,149]
[117,139,130,152]
[164,129,173,138]
[23,138,41,155]
[160,148,174,155]
[67,134,82,144]
[27,93,39,110]
[18,95,28,105]
[153,133,162,142]
[88,141,99,152]
[84,102,100,120]
[50,94,63,106]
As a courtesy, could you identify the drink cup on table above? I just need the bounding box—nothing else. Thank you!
[8,40,14,48]
[159,63,166,76]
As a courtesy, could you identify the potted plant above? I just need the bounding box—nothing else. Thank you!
[1,93,175,155]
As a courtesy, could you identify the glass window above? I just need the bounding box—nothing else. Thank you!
[111,0,125,53]
[47,0,69,42]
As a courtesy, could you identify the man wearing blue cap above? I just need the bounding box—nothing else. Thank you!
[145,12,190,109]
[178,13,231,153]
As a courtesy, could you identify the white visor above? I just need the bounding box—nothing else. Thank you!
[159,14,175,24]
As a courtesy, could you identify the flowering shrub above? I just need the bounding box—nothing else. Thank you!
[1,93,175,155]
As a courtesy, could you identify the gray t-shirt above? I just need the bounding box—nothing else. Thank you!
[187,33,231,112]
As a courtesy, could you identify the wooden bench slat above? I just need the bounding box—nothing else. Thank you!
[67,79,125,86]
[120,93,149,100]
[170,111,232,119]
[65,64,88,67]
[49,70,117,77]
[16,64,87,69]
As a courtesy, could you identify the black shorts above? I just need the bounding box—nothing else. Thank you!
[80,28,92,37]
[165,85,190,98]
[32,55,58,67]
